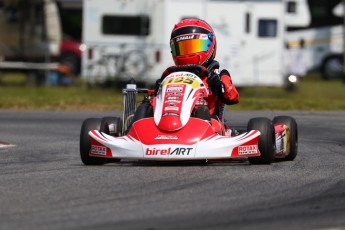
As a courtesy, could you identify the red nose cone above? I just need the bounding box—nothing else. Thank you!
[158,116,183,131]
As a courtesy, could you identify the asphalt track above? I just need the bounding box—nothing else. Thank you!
[0,110,344,230]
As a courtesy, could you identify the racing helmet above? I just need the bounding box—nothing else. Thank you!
[170,18,217,66]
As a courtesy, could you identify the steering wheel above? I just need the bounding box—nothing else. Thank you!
[160,64,211,80]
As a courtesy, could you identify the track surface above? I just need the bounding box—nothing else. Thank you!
[0,110,344,230]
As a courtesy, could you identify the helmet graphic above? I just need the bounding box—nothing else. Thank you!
[170,18,217,66]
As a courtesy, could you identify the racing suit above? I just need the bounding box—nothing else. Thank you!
[204,65,239,121]
[158,60,238,121]
[133,61,239,127]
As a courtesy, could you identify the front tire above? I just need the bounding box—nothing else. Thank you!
[247,117,275,164]
[273,116,298,161]
[80,118,107,165]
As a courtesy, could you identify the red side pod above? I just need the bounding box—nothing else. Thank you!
[210,117,226,135]
[231,135,261,157]
[89,137,112,157]
[126,126,140,141]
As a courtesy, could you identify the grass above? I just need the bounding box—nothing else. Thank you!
[233,75,345,111]
[0,73,344,111]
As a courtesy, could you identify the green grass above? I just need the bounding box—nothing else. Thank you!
[233,75,345,111]
[0,73,344,111]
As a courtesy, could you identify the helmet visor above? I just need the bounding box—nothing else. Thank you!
[171,34,212,56]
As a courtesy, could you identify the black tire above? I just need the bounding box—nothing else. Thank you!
[123,101,153,134]
[321,55,343,80]
[132,101,153,124]
[80,118,107,165]
[193,105,211,121]
[247,117,275,164]
[273,116,298,161]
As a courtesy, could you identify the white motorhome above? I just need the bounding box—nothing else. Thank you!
[82,0,291,87]
[284,0,344,80]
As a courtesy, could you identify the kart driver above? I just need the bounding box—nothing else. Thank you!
[160,18,239,121]
[131,18,239,128]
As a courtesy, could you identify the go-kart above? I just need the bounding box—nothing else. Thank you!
[80,65,298,165]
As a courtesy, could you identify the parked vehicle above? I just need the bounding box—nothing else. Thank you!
[0,0,83,79]
[0,0,61,73]
[285,0,345,80]
[82,0,300,88]
[60,39,84,75]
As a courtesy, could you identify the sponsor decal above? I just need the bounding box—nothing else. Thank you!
[145,147,193,156]
[165,106,179,111]
[167,96,181,101]
[90,145,107,155]
[238,145,258,155]
[163,113,179,117]
[182,73,197,78]
[199,34,208,40]
[275,124,288,154]
[168,92,183,96]
[167,87,183,92]
[176,35,195,42]
[154,135,178,140]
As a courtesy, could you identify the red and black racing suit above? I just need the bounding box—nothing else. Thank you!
[132,61,239,127]
[203,67,239,121]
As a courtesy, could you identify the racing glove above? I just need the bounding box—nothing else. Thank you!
[207,72,224,96]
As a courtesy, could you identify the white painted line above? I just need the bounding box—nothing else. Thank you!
[0,141,16,148]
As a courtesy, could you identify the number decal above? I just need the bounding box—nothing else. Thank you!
[174,77,184,83]
[167,76,195,85]
[163,73,203,90]
[183,78,194,84]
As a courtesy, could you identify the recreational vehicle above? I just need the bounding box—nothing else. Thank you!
[285,0,345,80]
[82,0,298,88]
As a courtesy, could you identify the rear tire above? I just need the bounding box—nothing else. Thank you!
[247,117,275,164]
[273,116,298,161]
[193,105,211,121]
[80,118,107,165]
[131,101,153,125]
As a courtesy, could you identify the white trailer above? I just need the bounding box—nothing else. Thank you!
[284,0,345,80]
[82,0,290,87]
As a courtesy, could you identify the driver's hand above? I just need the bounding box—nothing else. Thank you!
[207,72,224,95]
